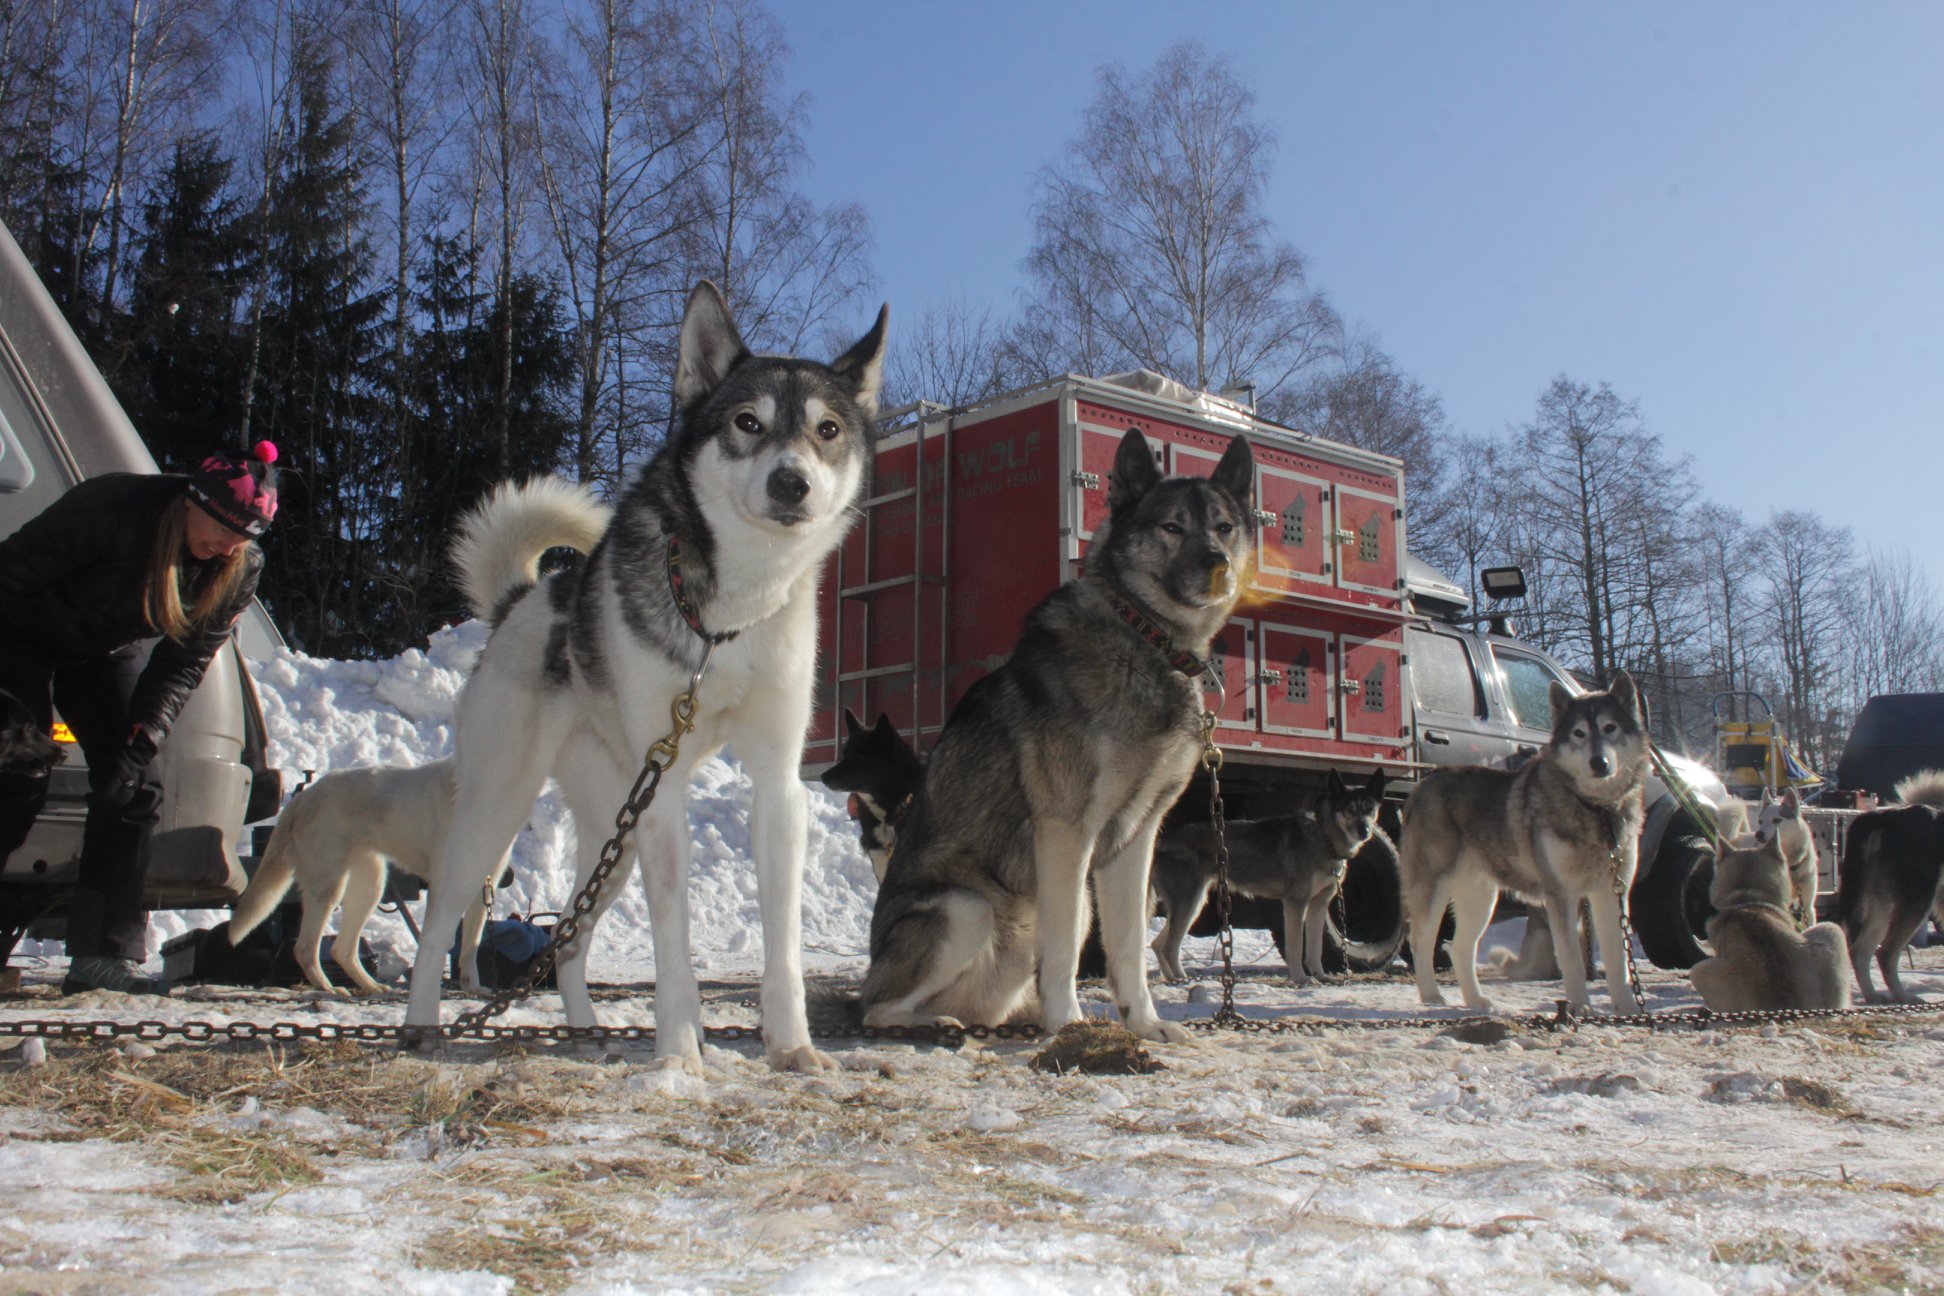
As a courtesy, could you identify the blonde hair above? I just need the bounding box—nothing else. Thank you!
[145,496,252,642]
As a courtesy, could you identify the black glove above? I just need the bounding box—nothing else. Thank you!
[90,726,162,816]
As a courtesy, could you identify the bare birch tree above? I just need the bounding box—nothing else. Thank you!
[1022,39,1339,400]
[880,295,1034,412]
[1750,510,1856,768]
[1848,545,1944,698]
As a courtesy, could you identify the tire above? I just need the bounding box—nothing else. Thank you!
[1631,832,1715,969]
[1324,828,1406,973]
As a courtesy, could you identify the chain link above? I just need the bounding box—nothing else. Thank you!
[436,645,717,1043]
[1198,704,1245,1030]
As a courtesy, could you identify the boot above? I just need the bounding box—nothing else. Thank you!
[62,955,172,996]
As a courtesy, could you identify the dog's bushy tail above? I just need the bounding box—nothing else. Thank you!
[1894,769,1944,809]
[453,479,611,623]
[805,979,868,1036]
[228,808,302,945]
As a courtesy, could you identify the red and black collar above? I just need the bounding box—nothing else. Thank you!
[1106,589,1209,678]
[665,537,739,645]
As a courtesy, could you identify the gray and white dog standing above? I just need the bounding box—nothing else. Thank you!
[837,428,1254,1041]
[1400,671,1651,1015]
[1838,769,1944,1004]
[404,281,886,1075]
[1690,833,1850,1012]
[1149,768,1386,985]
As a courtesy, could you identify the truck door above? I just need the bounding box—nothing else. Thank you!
[1405,627,1503,769]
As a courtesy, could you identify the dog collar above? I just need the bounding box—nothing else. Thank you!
[1106,590,1209,678]
[665,537,739,645]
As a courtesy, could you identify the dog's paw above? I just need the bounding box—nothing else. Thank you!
[769,1045,840,1074]
[648,1052,708,1079]
[1125,1016,1193,1045]
[1461,997,1499,1015]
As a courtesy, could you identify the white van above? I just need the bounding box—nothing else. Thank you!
[0,219,282,951]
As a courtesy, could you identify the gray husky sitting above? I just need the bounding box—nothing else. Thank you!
[1150,769,1386,985]
[843,428,1255,1042]
[1400,671,1651,1015]
[1690,834,1850,1012]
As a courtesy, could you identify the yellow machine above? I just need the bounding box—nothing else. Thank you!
[1712,691,1822,800]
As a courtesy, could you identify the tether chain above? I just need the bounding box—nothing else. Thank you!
[435,641,719,1042]
[1198,671,1244,1028]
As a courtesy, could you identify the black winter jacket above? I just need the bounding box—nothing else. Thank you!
[0,473,264,743]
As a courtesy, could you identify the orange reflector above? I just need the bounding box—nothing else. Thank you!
[52,722,77,744]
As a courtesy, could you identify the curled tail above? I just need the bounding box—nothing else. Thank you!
[453,478,611,623]
[1894,769,1944,809]
[228,813,300,944]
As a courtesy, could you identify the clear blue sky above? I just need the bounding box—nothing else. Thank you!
[767,0,1944,586]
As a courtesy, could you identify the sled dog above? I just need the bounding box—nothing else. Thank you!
[819,709,924,882]
[1753,785,1820,923]
[1689,834,1850,1012]
[403,282,886,1074]
[1149,769,1386,985]
[835,428,1254,1041]
[1837,769,1944,1004]
[1400,671,1652,1014]
[227,759,502,995]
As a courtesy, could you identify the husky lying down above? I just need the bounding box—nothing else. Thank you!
[1690,834,1850,1012]
[403,282,886,1074]
[227,759,503,995]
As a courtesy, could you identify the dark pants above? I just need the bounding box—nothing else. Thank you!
[0,640,161,961]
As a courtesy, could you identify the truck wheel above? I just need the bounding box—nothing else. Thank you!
[1630,833,1715,969]
[1324,828,1406,973]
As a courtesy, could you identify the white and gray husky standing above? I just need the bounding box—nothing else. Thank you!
[404,282,886,1074]
[830,428,1254,1042]
[1400,671,1652,1015]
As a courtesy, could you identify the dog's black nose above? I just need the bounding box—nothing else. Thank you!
[1589,754,1611,777]
[768,467,810,505]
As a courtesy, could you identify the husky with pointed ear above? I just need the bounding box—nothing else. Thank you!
[1753,785,1820,924]
[819,709,925,883]
[1400,671,1654,1015]
[404,282,887,1076]
[812,428,1255,1040]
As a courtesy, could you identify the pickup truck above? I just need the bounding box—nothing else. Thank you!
[0,219,283,963]
[1188,557,1735,973]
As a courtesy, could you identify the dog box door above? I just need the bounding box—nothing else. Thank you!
[1073,421,1156,544]
[1252,462,1332,595]
[1258,623,1333,739]
[1205,619,1256,734]
[1338,632,1408,748]
[1333,483,1403,600]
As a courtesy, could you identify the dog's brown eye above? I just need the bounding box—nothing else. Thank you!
[735,411,762,434]
[817,419,841,440]
[1160,521,1183,535]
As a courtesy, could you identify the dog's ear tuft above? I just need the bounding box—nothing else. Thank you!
[1366,768,1387,796]
[1782,786,1799,814]
[1548,680,1574,730]
[831,305,890,420]
[1609,668,1642,722]
[1109,430,1162,515]
[843,707,865,739]
[1210,434,1255,511]
[1328,768,1347,797]
[675,281,749,409]
[873,712,897,737]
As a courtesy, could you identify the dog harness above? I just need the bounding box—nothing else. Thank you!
[1106,590,1210,678]
[665,537,740,645]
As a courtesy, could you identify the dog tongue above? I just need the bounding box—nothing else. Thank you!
[847,793,861,819]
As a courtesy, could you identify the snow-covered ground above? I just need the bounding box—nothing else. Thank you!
[4,625,1944,1294]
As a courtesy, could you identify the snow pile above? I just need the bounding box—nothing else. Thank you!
[151,621,881,978]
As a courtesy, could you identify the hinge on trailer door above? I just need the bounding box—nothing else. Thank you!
[1253,508,1278,528]
[1073,471,1102,491]
[1252,669,1283,687]
[1339,679,1362,696]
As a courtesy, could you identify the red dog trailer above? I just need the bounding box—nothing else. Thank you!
[804,372,1412,792]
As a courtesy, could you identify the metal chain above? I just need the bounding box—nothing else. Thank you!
[1198,704,1243,1029]
[435,643,719,1043]
[8,996,1943,1050]
[1611,863,1647,1009]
